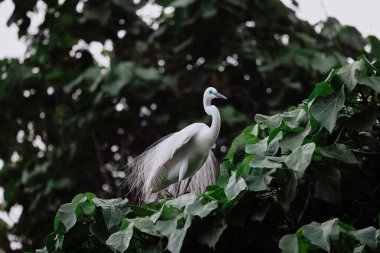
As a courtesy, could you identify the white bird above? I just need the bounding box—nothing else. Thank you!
[126,87,227,203]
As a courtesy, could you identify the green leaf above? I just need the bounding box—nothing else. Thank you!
[246,175,267,192]
[128,217,159,236]
[314,167,341,203]
[311,86,345,133]
[282,108,307,128]
[166,193,197,209]
[255,113,282,129]
[135,67,160,82]
[106,223,134,253]
[224,171,247,201]
[320,144,358,164]
[198,218,227,249]
[185,199,218,218]
[57,202,78,232]
[170,0,196,8]
[285,143,315,173]
[279,234,298,253]
[337,59,365,93]
[226,125,253,161]
[303,219,338,252]
[309,82,334,100]
[246,137,268,156]
[36,247,48,253]
[368,35,380,58]
[81,201,96,216]
[351,227,378,250]
[93,198,129,230]
[167,215,192,253]
[355,70,380,93]
[249,155,283,169]
[156,216,181,237]
[280,123,311,151]
[278,170,297,210]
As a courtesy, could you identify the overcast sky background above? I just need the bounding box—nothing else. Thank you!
[0,0,380,60]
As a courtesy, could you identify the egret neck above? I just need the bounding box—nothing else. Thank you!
[203,96,221,145]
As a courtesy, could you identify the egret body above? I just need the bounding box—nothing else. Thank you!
[126,87,226,203]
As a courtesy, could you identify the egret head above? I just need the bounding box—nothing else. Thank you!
[204,87,227,101]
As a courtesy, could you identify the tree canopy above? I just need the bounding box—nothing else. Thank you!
[1,0,380,252]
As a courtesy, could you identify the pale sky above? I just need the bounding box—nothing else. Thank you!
[0,0,380,59]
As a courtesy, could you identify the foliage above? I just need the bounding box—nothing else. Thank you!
[36,56,380,252]
[1,0,380,251]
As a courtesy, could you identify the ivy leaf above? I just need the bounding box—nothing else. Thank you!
[167,215,192,253]
[166,193,197,209]
[309,81,334,100]
[285,143,315,173]
[57,203,78,232]
[355,70,380,93]
[254,113,282,129]
[278,170,297,210]
[198,218,227,249]
[337,59,365,93]
[156,216,181,237]
[81,201,96,216]
[320,144,358,164]
[106,224,134,253]
[93,198,129,230]
[314,167,341,203]
[246,137,268,156]
[280,123,311,151]
[185,199,218,218]
[250,155,283,169]
[282,108,307,128]
[311,86,345,133]
[351,226,378,250]
[128,217,159,236]
[224,172,247,201]
[246,175,267,192]
[279,234,298,253]
[303,219,338,251]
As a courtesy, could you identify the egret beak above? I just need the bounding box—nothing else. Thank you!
[216,92,227,99]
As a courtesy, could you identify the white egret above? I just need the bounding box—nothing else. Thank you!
[126,87,227,203]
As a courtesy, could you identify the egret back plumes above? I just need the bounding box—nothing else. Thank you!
[125,87,226,203]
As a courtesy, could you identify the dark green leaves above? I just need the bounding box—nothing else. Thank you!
[167,215,192,253]
[311,86,345,133]
[303,219,337,251]
[185,199,218,218]
[314,167,341,203]
[224,172,247,201]
[319,144,358,164]
[106,223,134,253]
[337,59,365,92]
[93,198,129,230]
[355,69,380,93]
[279,234,298,253]
[285,143,315,173]
[57,203,78,232]
[281,219,380,252]
[198,218,227,249]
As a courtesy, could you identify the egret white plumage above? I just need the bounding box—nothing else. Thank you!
[126,87,227,203]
